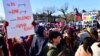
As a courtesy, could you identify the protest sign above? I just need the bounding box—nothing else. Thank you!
[3,0,35,38]
[82,12,98,28]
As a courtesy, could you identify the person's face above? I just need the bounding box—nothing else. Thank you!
[63,33,71,43]
[63,33,69,38]
[15,37,23,44]
[98,29,100,36]
[53,36,61,45]
[43,28,49,39]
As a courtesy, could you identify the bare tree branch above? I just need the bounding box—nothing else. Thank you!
[43,7,55,16]
[58,3,68,23]
[59,4,68,17]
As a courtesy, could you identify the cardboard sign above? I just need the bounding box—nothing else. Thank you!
[3,0,35,38]
[82,12,98,28]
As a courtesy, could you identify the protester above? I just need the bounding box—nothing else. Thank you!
[1,20,100,56]
[91,42,100,56]
[78,28,91,44]
[32,26,48,56]
[13,37,27,56]
[90,28,98,41]
[21,35,34,56]
[59,30,75,56]
[43,31,62,56]
[75,37,96,56]
[2,21,14,56]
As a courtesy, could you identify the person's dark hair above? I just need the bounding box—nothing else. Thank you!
[97,21,100,29]
[49,31,62,43]
[66,27,75,44]
[61,26,68,34]
[90,28,98,40]
[36,26,45,37]
[83,37,97,55]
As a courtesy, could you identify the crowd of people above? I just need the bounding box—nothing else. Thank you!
[0,21,100,56]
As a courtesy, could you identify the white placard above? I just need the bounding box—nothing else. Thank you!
[82,12,98,28]
[3,0,35,38]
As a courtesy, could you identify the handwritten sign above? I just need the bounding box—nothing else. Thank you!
[82,12,98,28]
[3,0,35,38]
